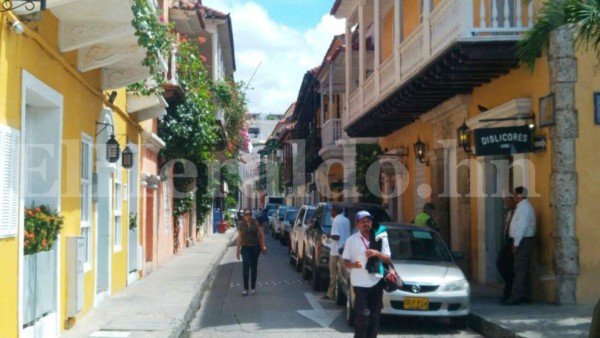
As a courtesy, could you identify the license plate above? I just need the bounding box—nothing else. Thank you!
[403,297,429,310]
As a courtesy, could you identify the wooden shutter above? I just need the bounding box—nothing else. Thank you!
[0,125,20,238]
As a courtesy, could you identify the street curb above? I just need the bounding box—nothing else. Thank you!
[469,312,519,338]
[168,230,237,338]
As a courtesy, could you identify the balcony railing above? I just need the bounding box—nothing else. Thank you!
[321,118,342,147]
[347,0,534,125]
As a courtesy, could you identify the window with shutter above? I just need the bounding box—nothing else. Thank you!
[114,164,122,250]
[81,134,93,270]
[0,125,20,238]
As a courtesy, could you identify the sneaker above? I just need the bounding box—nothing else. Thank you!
[250,289,256,295]
[242,290,248,296]
[321,295,332,300]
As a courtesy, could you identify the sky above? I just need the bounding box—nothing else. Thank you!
[202,0,345,116]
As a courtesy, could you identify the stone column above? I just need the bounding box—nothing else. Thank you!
[548,26,579,305]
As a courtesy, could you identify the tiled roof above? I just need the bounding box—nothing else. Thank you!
[203,5,227,19]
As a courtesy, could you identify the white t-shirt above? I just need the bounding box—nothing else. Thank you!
[509,198,536,246]
[330,214,350,257]
[342,231,391,288]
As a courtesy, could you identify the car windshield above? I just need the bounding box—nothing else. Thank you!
[305,209,315,222]
[286,210,298,221]
[268,210,276,216]
[388,228,452,262]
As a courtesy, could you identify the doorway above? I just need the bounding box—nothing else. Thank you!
[95,108,115,304]
[20,71,63,338]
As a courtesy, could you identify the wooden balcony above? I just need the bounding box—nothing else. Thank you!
[346,0,534,137]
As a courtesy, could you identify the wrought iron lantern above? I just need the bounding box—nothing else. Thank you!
[413,136,428,165]
[457,120,472,154]
[106,134,120,163]
[122,146,134,169]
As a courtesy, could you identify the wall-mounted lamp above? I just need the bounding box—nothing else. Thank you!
[121,146,133,169]
[413,136,429,166]
[106,134,120,163]
[1,0,46,13]
[457,120,472,154]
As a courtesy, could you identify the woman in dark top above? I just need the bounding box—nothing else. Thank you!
[236,208,267,296]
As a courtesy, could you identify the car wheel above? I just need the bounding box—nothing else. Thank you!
[311,260,321,291]
[295,252,303,272]
[346,289,355,326]
[335,279,346,306]
[450,316,468,330]
[301,255,310,280]
[288,246,295,265]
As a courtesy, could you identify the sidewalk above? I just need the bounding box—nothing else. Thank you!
[60,228,594,338]
[60,228,237,338]
[469,284,594,338]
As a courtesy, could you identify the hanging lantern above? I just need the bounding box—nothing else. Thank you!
[122,146,134,169]
[106,135,120,163]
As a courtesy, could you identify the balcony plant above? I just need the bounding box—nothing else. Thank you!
[23,204,64,255]
[129,0,176,96]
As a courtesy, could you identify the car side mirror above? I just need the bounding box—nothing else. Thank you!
[452,251,464,260]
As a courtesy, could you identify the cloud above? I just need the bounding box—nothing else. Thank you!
[202,1,345,115]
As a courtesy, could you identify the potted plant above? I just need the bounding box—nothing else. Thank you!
[23,204,64,255]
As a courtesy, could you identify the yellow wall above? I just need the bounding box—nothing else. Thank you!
[403,0,421,40]
[467,57,554,300]
[379,120,433,222]
[574,49,600,302]
[0,10,140,334]
[381,7,394,62]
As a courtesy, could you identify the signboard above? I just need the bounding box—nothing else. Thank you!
[474,126,533,156]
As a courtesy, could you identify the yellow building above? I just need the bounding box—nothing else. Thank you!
[332,0,600,304]
[0,0,157,335]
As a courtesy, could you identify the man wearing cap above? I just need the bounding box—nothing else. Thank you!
[412,202,439,231]
[323,204,350,300]
[343,210,391,338]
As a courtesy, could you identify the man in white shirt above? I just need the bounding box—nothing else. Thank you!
[503,186,536,305]
[324,204,350,300]
[343,211,391,338]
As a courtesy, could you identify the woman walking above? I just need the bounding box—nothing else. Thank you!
[236,208,267,296]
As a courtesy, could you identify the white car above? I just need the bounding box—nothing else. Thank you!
[272,206,288,239]
[339,223,470,329]
[288,205,315,270]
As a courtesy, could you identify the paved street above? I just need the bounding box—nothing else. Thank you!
[185,234,483,338]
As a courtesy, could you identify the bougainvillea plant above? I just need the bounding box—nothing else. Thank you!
[24,204,64,255]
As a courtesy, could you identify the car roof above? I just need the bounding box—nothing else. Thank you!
[379,222,436,232]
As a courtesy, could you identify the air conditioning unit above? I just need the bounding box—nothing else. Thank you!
[66,236,84,317]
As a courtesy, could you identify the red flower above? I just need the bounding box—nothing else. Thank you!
[159,16,165,23]
[198,36,207,44]
[200,55,207,62]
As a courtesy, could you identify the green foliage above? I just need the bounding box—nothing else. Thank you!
[129,212,137,230]
[356,144,383,205]
[174,192,195,218]
[24,204,64,255]
[129,0,176,95]
[518,0,600,69]
[213,79,250,156]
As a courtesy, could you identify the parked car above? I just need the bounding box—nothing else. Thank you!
[337,223,470,329]
[280,207,299,245]
[272,205,288,239]
[266,209,276,233]
[302,202,391,291]
[289,205,316,270]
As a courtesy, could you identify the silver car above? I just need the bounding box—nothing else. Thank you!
[338,223,470,329]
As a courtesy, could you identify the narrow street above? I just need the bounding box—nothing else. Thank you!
[185,234,483,338]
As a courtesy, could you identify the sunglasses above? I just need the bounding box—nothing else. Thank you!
[244,213,252,216]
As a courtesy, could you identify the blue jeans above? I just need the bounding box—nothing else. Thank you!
[241,245,261,290]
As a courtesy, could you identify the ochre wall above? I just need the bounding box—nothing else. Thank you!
[379,120,433,223]
[468,57,553,300]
